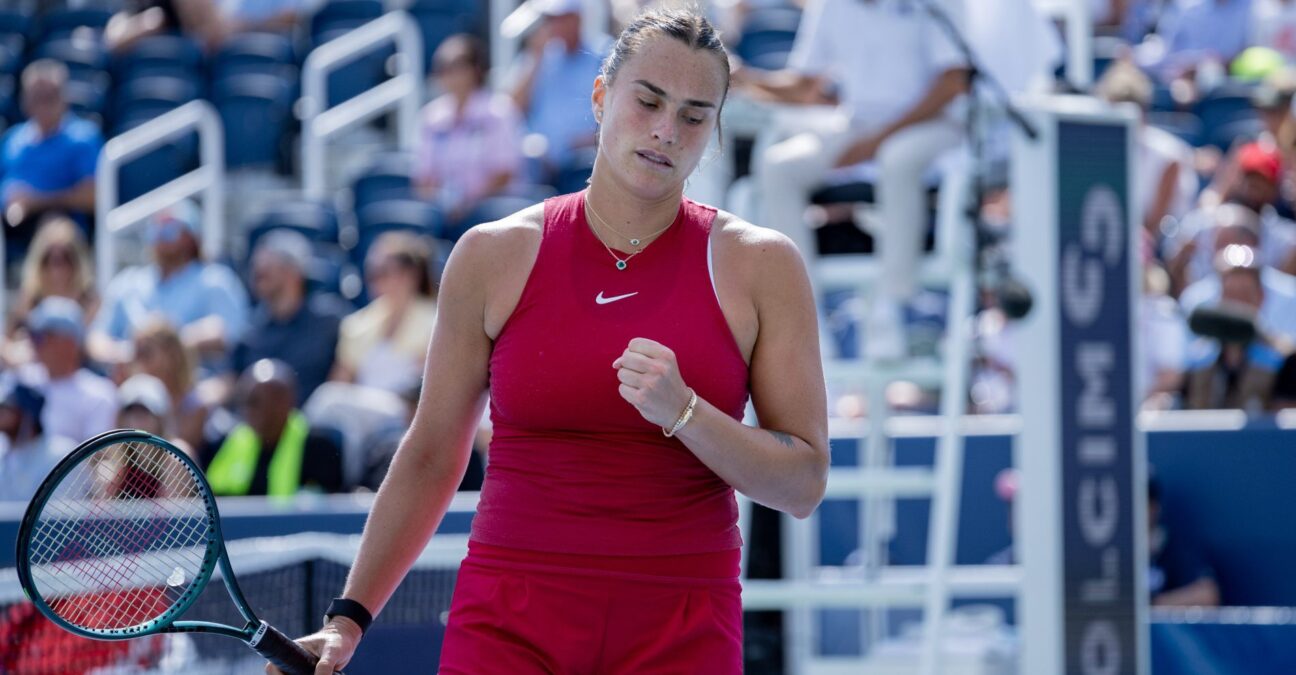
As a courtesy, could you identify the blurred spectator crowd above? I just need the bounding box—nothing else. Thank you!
[5,0,1296,504]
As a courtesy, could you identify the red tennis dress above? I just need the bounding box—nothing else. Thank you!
[438,191,751,674]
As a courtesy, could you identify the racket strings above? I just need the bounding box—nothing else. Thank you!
[27,440,215,632]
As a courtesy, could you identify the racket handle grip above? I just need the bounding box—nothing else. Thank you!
[253,621,345,675]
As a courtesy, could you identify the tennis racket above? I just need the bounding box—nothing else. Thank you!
[15,429,335,675]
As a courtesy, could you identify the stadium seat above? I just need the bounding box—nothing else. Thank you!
[213,73,295,169]
[452,192,548,241]
[111,34,204,83]
[308,0,385,39]
[350,153,415,212]
[352,198,444,267]
[312,27,391,108]
[0,9,30,39]
[215,32,296,72]
[37,8,113,43]
[63,72,111,126]
[1147,111,1204,146]
[110,75,200,132]
[408,4,477,67]
[1194,84,1256,141]
[247,200,342,251]
[0,73,15,127]
[114,111,199,203]
[35,36,110,76]
[1207,113,1266,150]
[736,6,800,67]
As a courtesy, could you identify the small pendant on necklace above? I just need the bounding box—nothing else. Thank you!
[616,260,628,270]
[629,238,641,246]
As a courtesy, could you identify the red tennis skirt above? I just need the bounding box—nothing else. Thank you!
[438,542,743,674]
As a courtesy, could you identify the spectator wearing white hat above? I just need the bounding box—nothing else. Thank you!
[233,230,347,405]
[88,199,250,368]
[117,373,172,436]
[23,296,117,444]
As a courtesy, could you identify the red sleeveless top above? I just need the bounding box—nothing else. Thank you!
[473,190,750,558]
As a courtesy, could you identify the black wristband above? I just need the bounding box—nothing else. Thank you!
[323,597,373,635]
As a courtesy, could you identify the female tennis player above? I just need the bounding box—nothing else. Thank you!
[271,7,828,674]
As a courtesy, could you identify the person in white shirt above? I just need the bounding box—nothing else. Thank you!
[0,379,73,503]
[25,296,118,443]
[734,0,970,360]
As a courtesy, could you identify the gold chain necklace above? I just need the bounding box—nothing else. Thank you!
[584,196,674,271]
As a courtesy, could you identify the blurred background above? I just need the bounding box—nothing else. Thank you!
[0,0,1293,672]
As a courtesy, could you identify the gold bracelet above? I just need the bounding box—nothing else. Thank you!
[663,388,698,437]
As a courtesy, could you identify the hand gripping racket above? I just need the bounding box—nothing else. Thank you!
[15,429,337,674]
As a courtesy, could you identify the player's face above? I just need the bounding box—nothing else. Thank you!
[591,35,726,200]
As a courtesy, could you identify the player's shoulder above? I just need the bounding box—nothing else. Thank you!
[444,202,544,279]
[711,208,807,270]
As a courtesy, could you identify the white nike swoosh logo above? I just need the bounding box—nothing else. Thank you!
[596,291,639,305]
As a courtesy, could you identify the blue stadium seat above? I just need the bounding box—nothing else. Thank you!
[1208,113,1266,150]
[35,36,110,75]
[314,27,391,107]
[248,200,342,248]
[1194,84,1256,144]
[213,32,296,77]
[64,72,111,126]
[37,8,113,43]
[0,9,30,38]
[552,149,596,195]
[305,241,361,301]
[114,112,199,203]
[1147,110,1204,146]
[0,39,20,76]
[112,34,205,83]
[351,153,414,212]
[110,75,200,131]
[352,198,443,267]
[309,0,384,39]
[451,193,545,241]
[0,73,16,127]
[736,6,800,67]
[408,6,476,66]
[213,73,295,169]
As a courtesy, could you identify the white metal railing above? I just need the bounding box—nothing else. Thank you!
[300,11,423,201]
[95,100,226,290]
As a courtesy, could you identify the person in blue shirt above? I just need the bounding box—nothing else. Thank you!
[507,0,607,184]
[0,60,102,267]
[87,198,249,370]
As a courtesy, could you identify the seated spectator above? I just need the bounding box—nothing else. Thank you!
[22,297,118,444]
[106,0,230,54]
[132,319,208,453]
[1139,0,1251,96]
[1096,60,1200,235]
[332,232,438,394]
[205,359,343,496]
[736,0,970,361]
[89,199,250,369]
[233,230,346,405]
[1148,473,1221,606]
[0,61,101,268]
[1167,145,1296,292]
[417,34,524,229]
[10,216,98,333]
[507,0,606,183]
[0,380,73,503]
[116,373,172,439]
[1183,246,1290,411]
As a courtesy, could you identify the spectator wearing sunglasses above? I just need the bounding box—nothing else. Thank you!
[9,216,98,337]
[88,199,249,370]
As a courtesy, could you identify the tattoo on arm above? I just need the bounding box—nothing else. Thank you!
[768,430,796,448]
